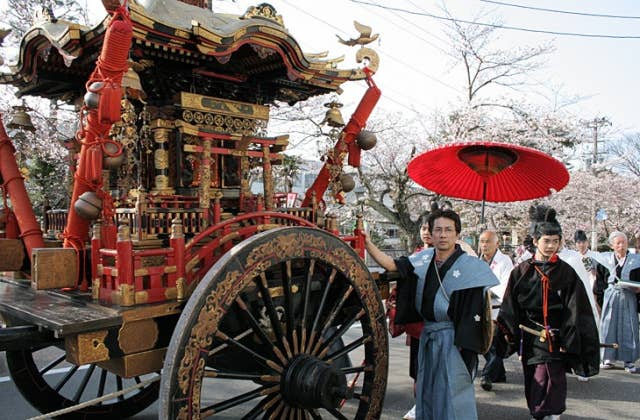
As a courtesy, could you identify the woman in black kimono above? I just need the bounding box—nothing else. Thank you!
[496,206,599,420]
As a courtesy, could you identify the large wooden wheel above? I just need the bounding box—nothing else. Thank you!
[4,337,159,419]
[159,227,388,419]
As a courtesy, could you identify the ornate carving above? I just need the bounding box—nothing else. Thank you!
[176,277,185,301]
[92,277,100,300]
[251,44,276,59]
[356,47,379,74]
[155,174,171,190]
[164,228,387,418]
[154,148,169,169]
[119,283,135,306]
[240,3,284,26]
[66,330,109,365]
[118,319,159,354]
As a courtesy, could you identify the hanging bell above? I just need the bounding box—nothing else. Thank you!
[339,173,356,193]
[122,64,146,100]
[7,103,36,132]
[74,191,102,220]
[356,130,377,150]
[102,141,125,170]
[84,81,104,109]
[322,101,345,128]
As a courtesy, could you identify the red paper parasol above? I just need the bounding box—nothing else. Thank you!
[407,141,569,223]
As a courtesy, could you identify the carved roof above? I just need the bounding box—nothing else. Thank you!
[0,1,370,105]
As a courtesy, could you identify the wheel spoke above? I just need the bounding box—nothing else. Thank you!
[241,394,276,420]
[311,285,354,356]
[327,407,349,420]
[325,335,369,363]
[299,259,315,352]
[282,404,291,419]
[209,328,253,356]
[200,384,279,417]
[214,330,283,373]
[306,268,337,353]
[281,260,295,349]
[39,354,66,376]
[203,368,280,383]
[256,273,292,357]
[308,409,322,420]
[340,364,368,375]
[116,375,124,401]
[53,364,80,392]
[96,369,107,399]
[316,309,364,357]
[234,296,287,364]
[73,364,96,402]
[266,400,285,420]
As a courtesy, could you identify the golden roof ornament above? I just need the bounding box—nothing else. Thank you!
[240,3,284,27]
[337,21,379,47]
[336,21,380,74]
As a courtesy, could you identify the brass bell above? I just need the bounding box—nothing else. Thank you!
[74,191,102,220]
[122,64,146,100]
[7,103,36,132]
[322,101,345,128]
[356,130,377,150]
[339,173,356,193]
[102,141,125,170]
[84,81,104,109]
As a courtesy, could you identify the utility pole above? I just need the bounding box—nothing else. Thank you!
[582,117,611,250]
[584,117,611,169]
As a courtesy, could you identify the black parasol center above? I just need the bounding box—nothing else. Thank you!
[457,145,518,178]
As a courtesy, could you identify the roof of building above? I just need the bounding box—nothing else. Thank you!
[1,1,371,105]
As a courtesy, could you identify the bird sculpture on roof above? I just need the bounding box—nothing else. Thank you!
[337,21,379,47]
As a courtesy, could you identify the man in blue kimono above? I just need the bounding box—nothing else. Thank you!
[599,231,640,373]
[366,209,498,419]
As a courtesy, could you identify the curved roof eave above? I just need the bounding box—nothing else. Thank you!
[0,19,105,85]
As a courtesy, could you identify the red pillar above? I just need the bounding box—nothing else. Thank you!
[0,117,44,260]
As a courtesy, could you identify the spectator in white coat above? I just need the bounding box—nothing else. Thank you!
[478,229,514,391]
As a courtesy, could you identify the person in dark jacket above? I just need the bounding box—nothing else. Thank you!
[497,206,599,420]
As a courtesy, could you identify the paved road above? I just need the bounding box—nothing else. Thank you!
[1,332,639,419]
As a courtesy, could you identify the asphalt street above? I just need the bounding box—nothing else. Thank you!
[1,332,639,419]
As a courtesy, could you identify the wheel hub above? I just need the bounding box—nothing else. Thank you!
[281,354,350,409]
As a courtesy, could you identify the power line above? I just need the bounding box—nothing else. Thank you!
[279,0,461,92]
[361,0,450,55]
[350,0,640,39]
[480,0,640,20]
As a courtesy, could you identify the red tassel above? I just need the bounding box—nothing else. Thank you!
[98,82,122,124]
[87,146,103,183]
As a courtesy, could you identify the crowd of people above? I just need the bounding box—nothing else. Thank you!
[367,205,640,420]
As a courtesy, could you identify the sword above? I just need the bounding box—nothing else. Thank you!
[519,324,618,348]
[519,324,548,342]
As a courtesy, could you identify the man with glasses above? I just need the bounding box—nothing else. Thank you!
[366,209,498,420]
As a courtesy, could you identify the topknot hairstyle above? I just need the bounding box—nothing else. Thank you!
[528,205,562,239]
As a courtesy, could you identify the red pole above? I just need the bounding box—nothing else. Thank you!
[301,71,381,207]
[63,7,132,291]
[0,117,44,260]
[63,7,132,252]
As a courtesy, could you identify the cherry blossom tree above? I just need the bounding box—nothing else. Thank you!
[0,0,85,214]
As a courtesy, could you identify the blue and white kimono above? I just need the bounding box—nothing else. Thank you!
[600,252,640,363]
[401,247,499,420]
